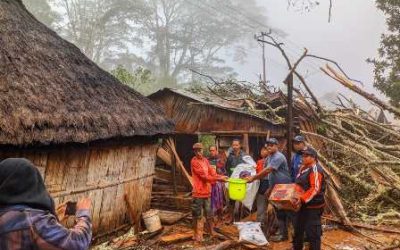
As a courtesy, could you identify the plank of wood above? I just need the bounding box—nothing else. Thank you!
[160,231,193,244]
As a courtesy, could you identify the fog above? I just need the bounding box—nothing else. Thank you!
[230,0,387,107]
[24,0,387,107]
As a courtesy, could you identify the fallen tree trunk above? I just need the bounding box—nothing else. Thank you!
[322,64,400,117]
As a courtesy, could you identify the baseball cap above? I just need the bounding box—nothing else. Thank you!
[293,135,305,143]
[192,143,203,149]
[265,138,279,145]
[301,147,318,159]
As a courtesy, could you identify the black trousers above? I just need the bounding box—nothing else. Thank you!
[275,209,294,238]
[293,207,323,250]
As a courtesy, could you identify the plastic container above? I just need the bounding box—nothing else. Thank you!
[142,209,162,232]
[228,178,247,201]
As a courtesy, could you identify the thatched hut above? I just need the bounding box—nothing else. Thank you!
[0,0,173,236]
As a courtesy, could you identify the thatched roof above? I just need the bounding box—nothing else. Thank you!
[0,0,174,146]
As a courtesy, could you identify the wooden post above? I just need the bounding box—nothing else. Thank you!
[287,73,293,168]
[243,133,249,154]
[172,153,177,196]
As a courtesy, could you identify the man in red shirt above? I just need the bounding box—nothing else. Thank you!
[191,143,228,242]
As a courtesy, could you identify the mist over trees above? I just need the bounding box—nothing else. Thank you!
[23,0,268,91]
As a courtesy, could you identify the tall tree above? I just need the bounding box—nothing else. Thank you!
[111,65,156,95]
[23,0,59,27]
[370,1,400,107]
[56,0,145,64]
[24,0,269,87]
[123,0,268,85]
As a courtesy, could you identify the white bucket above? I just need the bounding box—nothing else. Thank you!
[142,209,162,233]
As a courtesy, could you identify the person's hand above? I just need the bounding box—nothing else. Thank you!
[292,197,302,210]
[219,176,229,182]
[244,176,254,183]
[56,202,68,221]
[77,197,91,211]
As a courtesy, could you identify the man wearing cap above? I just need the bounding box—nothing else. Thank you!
[246,138,292,242]
[292,147,326,250]
[291,135,307,182]
[191,142,228,242]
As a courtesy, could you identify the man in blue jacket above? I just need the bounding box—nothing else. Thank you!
[291,135,307,182]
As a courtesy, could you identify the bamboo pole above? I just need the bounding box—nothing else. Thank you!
[52,174,154,198]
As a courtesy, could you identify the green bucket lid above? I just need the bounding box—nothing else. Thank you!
[228,178,247,184]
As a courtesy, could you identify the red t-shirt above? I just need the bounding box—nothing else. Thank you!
[191,156,223,198]
[256,158,265,174]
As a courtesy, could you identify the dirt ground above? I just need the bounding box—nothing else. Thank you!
[92,214,400,250]
[150,226,400,250]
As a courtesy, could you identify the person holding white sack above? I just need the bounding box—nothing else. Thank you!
[228,155,260,211]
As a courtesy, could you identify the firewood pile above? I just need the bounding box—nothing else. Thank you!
[190,64,400,228]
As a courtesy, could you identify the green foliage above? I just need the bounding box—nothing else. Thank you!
[111,66,156,95]
[370,1,400,107]
[316,123,328,135]
[199,135,216,156]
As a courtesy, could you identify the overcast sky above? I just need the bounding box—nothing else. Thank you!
[229,0,387,107]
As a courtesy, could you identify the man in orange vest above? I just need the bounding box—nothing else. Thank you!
[191,143,228,242]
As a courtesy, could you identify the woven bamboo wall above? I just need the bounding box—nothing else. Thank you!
[0,139,158,235]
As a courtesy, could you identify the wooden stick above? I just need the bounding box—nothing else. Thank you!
[52,174,154,198]
[166,138,193,186]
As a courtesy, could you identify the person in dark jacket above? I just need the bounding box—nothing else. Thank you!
[225,139,245,222]
[225,139,245,177]
[292,147,326,250]
[291,135,307,182]
[0,158,92,250]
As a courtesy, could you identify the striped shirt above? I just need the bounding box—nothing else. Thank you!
[0,205,92,250]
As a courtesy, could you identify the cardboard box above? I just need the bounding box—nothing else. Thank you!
[268,184,304,211]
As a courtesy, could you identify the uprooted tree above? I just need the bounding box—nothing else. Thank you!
[189,34,400,227]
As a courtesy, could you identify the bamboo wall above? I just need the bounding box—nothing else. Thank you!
[0,139,158,235]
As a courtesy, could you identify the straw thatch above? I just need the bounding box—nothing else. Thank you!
[0,0,173,146]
